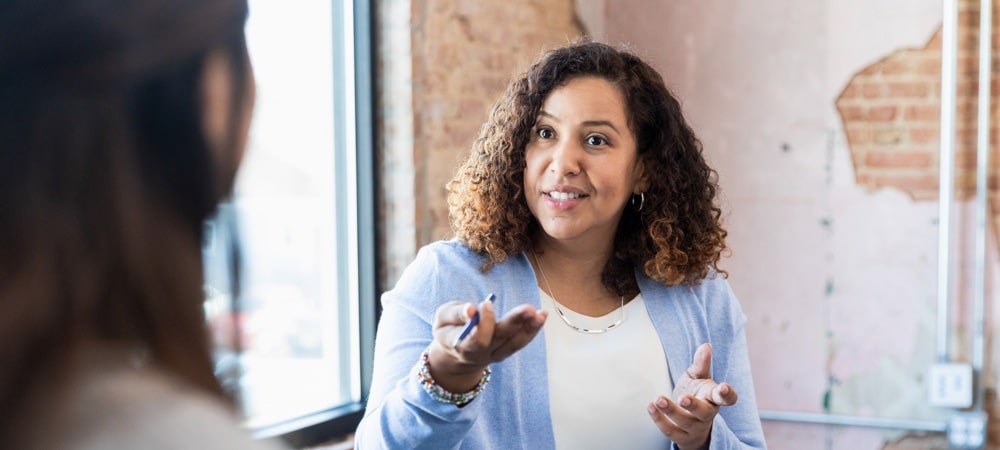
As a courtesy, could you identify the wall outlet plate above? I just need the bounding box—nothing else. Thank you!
[948,411,987,449]
[929,363,973,408]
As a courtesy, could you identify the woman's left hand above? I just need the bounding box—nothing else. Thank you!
[647,343,738,450]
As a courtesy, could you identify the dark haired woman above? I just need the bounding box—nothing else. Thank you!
[356,41,765,449]
[0,0,281,448]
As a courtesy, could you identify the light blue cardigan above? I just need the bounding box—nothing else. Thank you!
[355,240,766,449]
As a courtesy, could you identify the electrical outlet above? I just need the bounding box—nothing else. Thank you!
[948,411,987,449]
[929,363,973,408]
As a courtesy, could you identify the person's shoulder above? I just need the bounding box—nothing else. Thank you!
[695,267,732,294]
[413,238,488,272]
[65,364,285,450]
[641,267,739,314]
[418,238,479,259]
[641,266,730,294]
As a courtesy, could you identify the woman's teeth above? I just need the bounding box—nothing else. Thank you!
[549,191,583,201]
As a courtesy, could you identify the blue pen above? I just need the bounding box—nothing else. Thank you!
[451,293,496,348]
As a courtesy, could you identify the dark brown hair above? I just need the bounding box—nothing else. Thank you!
[447,41,727,293]
[0,0,250,443]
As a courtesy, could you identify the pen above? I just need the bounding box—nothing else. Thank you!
[451,293,496,348]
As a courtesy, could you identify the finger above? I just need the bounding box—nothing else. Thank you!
[434,301,476,328]
[646,396,690,441]
[489,307,547,360]
[492,308,545,353]
[684,343,713,380]
[676,394,722,423]
[466,299,497,347]
[710,382,738,406]
[656,395,706,430]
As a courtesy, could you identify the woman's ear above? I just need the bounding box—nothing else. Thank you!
[633,156,651,194]
[199,46,255,192]
[200,49,234,160]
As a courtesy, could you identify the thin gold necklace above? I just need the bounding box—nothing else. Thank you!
[531,250,625,334]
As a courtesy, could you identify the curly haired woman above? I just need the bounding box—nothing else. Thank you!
[356,41,766,450]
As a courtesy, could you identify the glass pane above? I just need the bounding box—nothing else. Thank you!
[203,0,347,429]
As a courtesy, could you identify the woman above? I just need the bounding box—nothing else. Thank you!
[0,0,279,448]
[357,42,765,449]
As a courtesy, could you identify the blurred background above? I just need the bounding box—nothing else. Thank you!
[206,0,1000,448]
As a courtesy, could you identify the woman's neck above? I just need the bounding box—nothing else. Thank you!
[530,237,622,316]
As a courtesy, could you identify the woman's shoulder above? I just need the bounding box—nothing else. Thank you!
[640,266,731,295]
[390,239,532,309]
[56,362,285,450]
[410,238,526,278]
[640,268,746,337]
[641,267,741,314]
[417,238,478,260]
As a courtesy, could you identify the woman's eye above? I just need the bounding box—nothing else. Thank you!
[586,135,607,146]
[537,128,555,139]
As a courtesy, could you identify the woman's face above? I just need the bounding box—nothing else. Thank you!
[523,76,646,249]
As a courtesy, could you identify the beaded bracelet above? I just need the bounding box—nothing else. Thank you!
[416,348,492,407]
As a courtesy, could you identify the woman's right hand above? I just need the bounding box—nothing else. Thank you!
[426,299,548,393]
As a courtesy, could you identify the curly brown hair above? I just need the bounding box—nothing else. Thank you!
[447,41,727,292]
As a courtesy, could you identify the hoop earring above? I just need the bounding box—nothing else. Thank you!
[632,192,645,212]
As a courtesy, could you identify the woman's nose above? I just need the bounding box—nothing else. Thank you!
[548,138,582,175]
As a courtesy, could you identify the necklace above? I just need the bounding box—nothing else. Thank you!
[531,251,625,334]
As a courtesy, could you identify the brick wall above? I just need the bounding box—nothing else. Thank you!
[378,0,582,287]
[411,0,582,243]
[377,0,417,290]
[836,0,998,211]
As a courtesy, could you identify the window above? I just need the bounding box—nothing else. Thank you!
[202,0,374,445]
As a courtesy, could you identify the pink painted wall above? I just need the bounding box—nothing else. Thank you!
[580,1,999,448]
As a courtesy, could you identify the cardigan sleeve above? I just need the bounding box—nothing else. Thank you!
[354,244,487,450]
[697,276,767,449]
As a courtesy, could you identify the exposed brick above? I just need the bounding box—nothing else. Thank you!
[887,81,930,98]
[835,8,1000,211]
[916,57,943,75]
[909,127,939,144]
[955,150,978,169]
[877,58,913,75]
[904,105,940,121]
[457,98,488,120]
[845,127,873,145]
[865,151,934,168]
[868,105,898,122]
[863,83,884,98]
[874,127,904,145]
[839,105,865,121]
[926,29,943,50]
[410,0,582,244]
[840,83,860,98]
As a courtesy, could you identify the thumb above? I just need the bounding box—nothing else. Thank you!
[684,343,713,380]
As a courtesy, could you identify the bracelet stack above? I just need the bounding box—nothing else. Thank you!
[417,348,492,406]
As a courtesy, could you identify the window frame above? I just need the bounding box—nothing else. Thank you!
[248,0,376,445]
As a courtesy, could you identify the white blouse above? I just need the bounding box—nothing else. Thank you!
[540,291,673,449]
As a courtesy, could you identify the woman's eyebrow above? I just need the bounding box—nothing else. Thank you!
[537,111,621,135]
[581,120,620,135]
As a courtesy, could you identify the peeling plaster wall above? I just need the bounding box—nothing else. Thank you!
[583,0,1000,448]
[377,0,999,447]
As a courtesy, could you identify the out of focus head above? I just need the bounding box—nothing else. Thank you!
[0,0,253,443]
[0,0,254,226]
